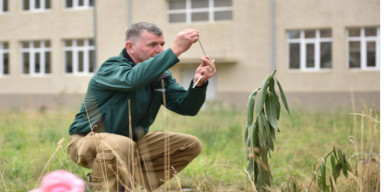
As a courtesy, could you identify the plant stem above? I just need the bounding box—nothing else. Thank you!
[271,70,277,77]
[307,147,337,190]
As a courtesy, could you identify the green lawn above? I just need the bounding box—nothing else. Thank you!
[0,105,379,191]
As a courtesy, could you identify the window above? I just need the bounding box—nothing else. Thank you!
[347,27,380,70]
[0,0,8,13]
[64,39,96,74]
[0,42,9,76]
[21,40,51,75]
[287,29,332,71]
[65,0,94,9]
[168,0,232,23]
[22,0,51,12]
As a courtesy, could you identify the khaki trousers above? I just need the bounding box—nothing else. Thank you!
[67,132,202,192]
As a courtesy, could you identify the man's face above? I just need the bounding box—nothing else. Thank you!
[127,30,165,64]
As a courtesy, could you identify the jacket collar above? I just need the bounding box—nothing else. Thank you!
[121,48,134,63]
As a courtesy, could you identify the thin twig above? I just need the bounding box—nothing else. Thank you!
[83,102,94,133]
[161,79,171,190]
[218,157,230,191]
[34,138,65,189]
[0,169,8,192]
[128,99,136,189]
[349,113,380,124]
[197,39,207,56]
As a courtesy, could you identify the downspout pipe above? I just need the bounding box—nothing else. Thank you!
[127,0,132,27]
[270,0,275,72]
[93,0,98,68]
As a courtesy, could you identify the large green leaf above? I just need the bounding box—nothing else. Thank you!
[251,122,258,148]
[276,79,292,119]
[265,91,279,131]
[247,89,259,126]
[256,75,271,116]
[260,113,274,151]
[320,160,328,191]
[269,77,281,120]
[257,115,266,148]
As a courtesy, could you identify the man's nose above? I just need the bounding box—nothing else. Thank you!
[155,45,163,53]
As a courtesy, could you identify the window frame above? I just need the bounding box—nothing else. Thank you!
[0,42,9,77]
[347,27,380,70]
[63,39,96,75]
[20,40,51,76]
[21,0,51,12]
[0,0,8,13]
[287,29,332,71]
[64,0,94,10]
[167,0,232,24]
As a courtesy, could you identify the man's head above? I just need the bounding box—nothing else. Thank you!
[125,22,165,64]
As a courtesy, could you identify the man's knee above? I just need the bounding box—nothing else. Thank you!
[188,135,202,157]
[176,134,202,159]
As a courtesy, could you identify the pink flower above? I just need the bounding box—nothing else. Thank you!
[30,170,85,192]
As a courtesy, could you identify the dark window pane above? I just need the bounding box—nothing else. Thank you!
[78,51,84,72]
[65,51,72,73]
[23,52,30,74]
[35,53,40,73]
[35,0,40,9]
[45,0,50,9]
[320,29,331,38]
[45,40,50,47]
[288,30,300,39]
[33,41,40,48]
[289,43,300,69]
[77,39,84,46]
[305,30,316,38]
[169,0,185,10]
[22,42,30,48]
[349,28,360,37]
[45,52,51,73]
[89,39,94,46]
[89,50,95,72]
[23,0,30,10]
[169,13,186,23]
[366,42,376,67]
[192,0,208,8]
[320,42,332,68]
[66,0,73,8]
[65,40,72,47]
[4,53,9,74]
[214,0,232,7]
[79,0,84,6]
[349,41,360,68]
[89,0,94,6]
[306,44,314,68]
[365,27,377,37]
[214,10,232,21]
[192,12,209,22]
[4,0,8,12]
[3,42,8,49]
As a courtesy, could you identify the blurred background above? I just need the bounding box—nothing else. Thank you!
[0,0,380,112]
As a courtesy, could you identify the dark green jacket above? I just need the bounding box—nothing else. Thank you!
[69,48,207,141]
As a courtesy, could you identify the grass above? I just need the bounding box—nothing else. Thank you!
[0,104,380,191]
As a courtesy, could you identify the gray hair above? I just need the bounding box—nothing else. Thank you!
[125,22,163,42]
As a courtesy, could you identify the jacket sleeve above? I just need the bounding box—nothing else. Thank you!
[93,49,179,92]
[164,76,207,116]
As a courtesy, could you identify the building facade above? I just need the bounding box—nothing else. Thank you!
[0,0,380,111]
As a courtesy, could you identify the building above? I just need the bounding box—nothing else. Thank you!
[0,0,380,111]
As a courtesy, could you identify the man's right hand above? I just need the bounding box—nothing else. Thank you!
[171,29,199,57]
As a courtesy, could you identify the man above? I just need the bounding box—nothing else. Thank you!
[67,22,216,191]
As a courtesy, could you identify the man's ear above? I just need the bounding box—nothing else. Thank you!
[125,41,134,54]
